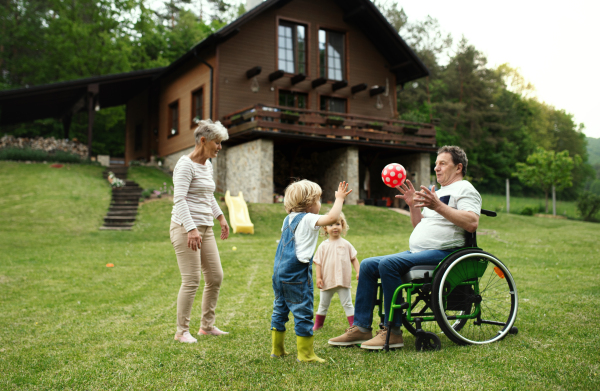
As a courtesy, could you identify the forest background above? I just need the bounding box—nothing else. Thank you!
[1,0,598,199]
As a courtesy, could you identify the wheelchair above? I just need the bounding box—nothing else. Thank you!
[374,209,519,351]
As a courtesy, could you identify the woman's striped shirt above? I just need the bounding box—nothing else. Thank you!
[171,155,223,231]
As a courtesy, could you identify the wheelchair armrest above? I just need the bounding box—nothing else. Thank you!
[481,209,497,217]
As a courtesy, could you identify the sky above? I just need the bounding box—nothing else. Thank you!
[159,0,600,138]
[393,0,600,139]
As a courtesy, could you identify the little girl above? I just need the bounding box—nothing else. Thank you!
[270,179,352,363]
[313,212,359,330]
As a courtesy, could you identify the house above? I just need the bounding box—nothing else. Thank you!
[126,0,435,204]
[0,0,436,205]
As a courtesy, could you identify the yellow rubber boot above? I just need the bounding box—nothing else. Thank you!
[270,328,288,358]
[296,335,325,363]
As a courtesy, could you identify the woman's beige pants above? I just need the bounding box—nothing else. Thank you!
[170,221,223,335]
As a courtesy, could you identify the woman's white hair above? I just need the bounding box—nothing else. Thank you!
[194,119,229,145]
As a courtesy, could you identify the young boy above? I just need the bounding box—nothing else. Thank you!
[270,180,352,363]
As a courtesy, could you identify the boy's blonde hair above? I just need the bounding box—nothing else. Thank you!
[284,179,322,213]
[320,211,349,237]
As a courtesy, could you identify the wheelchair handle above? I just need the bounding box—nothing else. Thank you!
[481,209,497,217]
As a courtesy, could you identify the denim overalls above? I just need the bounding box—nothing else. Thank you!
[271,213,314,337]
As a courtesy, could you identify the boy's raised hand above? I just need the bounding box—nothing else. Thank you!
[335,181,353,200]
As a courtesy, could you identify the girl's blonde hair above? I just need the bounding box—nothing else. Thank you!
[320,211,349,237]
[284,179,322,213]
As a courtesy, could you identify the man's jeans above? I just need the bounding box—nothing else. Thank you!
[353,249,453,329]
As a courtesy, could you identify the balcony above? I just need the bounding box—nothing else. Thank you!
[221,104,437,151]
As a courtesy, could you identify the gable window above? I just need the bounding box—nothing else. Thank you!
[319,29,345,81]
[320,96,346,113]
[278,21,307,74]
[168,101,179,138]
[192,88,203,125]
[279,90,308,109]
[134,124,143,151]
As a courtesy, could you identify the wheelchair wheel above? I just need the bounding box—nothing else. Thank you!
[401,287,454,336]
[431,250,518,345]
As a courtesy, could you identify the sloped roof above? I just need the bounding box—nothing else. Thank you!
[157,0,428,85]
[0,68,164,126]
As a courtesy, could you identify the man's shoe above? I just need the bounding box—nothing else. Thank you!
[328,325,373,346]
[360,327,404,350]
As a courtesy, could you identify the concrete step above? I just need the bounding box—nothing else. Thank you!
[109,205,138,210]
[104,216,136,223]
[111,195,141,201]
[107,210,138,216]
[99,226,132,231]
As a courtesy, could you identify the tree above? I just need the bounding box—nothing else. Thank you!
[577,191,600,221]
[513,148,581,213]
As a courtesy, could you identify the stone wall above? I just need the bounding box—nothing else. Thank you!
[0,135,88,158]
[321,146,359,205]
[225,139,273,203]
[163,146,195,171]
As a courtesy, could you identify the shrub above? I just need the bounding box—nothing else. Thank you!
[577,191,600,221]
[0,147,83,163]
[129,160,142,166]
[141,189,154,199]
[520,206,535,216]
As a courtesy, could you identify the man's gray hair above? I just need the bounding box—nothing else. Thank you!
[437,145,468,176]
[194,119,229,145]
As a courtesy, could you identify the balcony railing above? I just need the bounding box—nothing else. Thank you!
[221,104,436,149]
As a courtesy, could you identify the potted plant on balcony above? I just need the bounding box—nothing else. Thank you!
[326,115,345,126]
[230,114,243,125]
[280,110,300,122]
[369,121,384,130]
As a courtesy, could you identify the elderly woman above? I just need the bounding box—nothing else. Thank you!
[170,119,230,343]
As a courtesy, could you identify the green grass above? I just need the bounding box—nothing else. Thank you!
[1,161,599,390]
[128,166,174,190]
[482,193,579,218]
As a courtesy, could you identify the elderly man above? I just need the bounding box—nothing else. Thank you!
[329,145,482,350]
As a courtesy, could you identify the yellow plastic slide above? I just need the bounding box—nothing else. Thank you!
[224,190,255,234]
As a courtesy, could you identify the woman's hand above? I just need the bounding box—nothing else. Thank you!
[217,215,230,240]
[187,228,202,251]
[395,179,418,207]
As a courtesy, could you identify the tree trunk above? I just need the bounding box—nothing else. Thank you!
[545,190,549,214]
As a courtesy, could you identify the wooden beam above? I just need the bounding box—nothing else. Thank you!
[343,5,366,22]
[269,70,285,82]
[332,80,348,92]
[311,77,327,89]
[291,73,306,85]
[351,83,367,94]
[369,85,385,97]
[389,61,412,72]
[87,83,98,159]
[246,66,262,79]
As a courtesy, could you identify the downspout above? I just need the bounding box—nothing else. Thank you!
[194,49,214,120]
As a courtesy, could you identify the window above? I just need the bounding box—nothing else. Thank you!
[168,101,179,138]
[320,96,346,113]
[192,88,203,125]
[134,124,143,151]
[278,21,307,74]
[319,29,345,81]
[279,90,308,109]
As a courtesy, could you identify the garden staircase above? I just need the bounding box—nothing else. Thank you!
[100,166,142,231]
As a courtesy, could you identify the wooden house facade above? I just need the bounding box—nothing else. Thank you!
[124,0,438,204]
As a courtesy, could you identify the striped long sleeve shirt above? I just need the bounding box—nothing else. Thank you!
[171,155,223,232]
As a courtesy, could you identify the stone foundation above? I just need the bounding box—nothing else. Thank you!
[225,139,273,203]
[320,146,359,205]
[163,146,195,171]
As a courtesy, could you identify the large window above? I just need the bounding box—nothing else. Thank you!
[168,101,179,138]
[279,90,308,109]
[320,96,346,113]
[191,88,203,125]
[278,21,307,74]
[319,29,345,81]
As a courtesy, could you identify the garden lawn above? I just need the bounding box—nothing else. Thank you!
[1,161,599,390]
